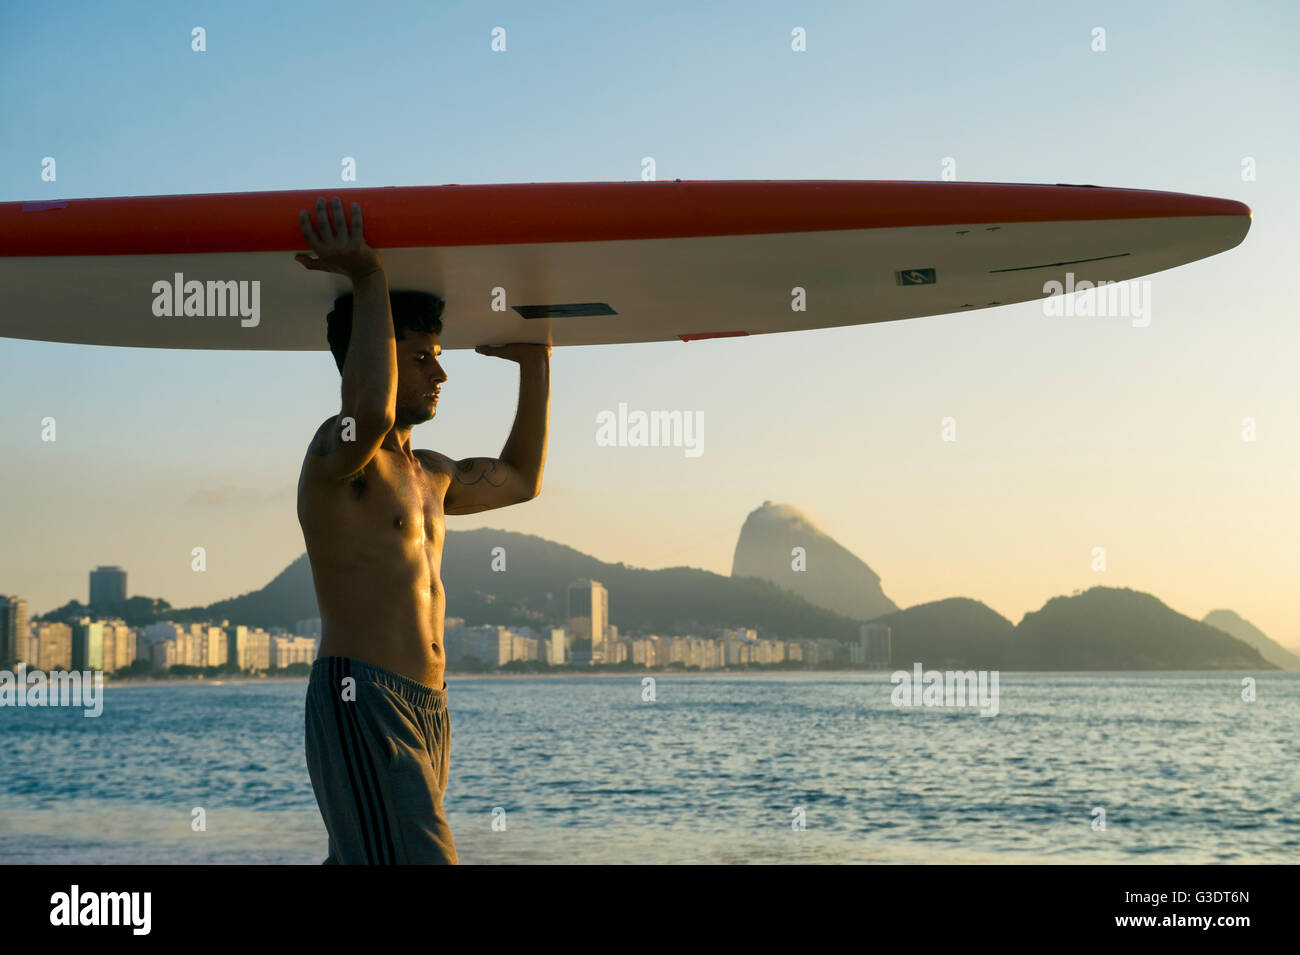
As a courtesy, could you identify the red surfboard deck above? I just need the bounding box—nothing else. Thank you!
[0,180,1251,350]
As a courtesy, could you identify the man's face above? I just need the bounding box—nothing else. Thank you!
[394,330,447,425]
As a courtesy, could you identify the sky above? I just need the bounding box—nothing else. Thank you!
[1,1,1297,647]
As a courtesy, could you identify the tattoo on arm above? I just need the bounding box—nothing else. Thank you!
[454,458,509,488]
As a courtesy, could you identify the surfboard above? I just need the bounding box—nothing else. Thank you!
[0,180,1250,350]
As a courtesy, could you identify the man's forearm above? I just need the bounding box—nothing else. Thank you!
[340,268,396,422]
[499,358,549,495]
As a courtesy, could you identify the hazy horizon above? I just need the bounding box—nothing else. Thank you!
[2,1,1296,647]
[17,517,1300,655]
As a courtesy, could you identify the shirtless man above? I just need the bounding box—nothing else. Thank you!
[294,197,549,864]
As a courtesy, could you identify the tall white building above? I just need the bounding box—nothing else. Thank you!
[669,636,724,670]
[101,620,136,672]
[567,579,609,657]
[71,618,104,670]
[0,595,30,668]
[151,639,178,671]
[198,626,228,667]
[229,625,272,671]
[546,627,566,665]
[860,623,892,668]
[270,634,316,668]
[511,632,539,663]
[463,625,513,667]
[34,622,73,671]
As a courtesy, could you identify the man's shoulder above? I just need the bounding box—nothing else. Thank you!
[414,448,454,473]
[303,415,341,457]
[301,415,382,482]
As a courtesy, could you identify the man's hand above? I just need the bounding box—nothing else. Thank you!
[296,197,384,281]
[475,343,552,362]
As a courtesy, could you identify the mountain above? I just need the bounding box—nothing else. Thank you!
[199,553,319,628]
[89,529,1281,672]
[1012,587,1273,670]
[185,528,865,642]
[34,595,173,628]
[730,501,897,621]
[1202,610,1300,670]
[869,598,1015,668]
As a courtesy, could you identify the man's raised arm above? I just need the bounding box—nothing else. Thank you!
[435,343,551,514]
[296,197,395,481]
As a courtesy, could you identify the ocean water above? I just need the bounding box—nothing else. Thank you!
[1,671,1296,864]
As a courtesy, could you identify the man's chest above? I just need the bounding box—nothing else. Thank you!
[347,455,450,545]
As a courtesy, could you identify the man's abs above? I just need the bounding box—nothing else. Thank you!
[315,580,448,689]
[298,448,452,689]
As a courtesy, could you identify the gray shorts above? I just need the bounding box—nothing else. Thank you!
[304,656,458,865]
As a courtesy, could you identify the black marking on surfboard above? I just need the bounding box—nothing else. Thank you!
[896,268,937,286]
[989,252,1130,273]
[513,303,617,319]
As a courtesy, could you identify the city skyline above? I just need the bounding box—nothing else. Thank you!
[5,500,1300,656]
[2,570,889,674]
[3,546,1291,673]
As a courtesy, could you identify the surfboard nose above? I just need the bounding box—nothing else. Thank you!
[1210,197,1251,220]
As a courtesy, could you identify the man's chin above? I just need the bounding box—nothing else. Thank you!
[396,406,436,426]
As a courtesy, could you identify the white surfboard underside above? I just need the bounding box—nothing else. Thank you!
[0,214,1248,350]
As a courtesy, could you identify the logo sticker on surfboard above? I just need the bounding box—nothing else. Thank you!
[896,268,937,286]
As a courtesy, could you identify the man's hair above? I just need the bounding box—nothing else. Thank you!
[326,290,445,373]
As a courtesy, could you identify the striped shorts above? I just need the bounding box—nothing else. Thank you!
[304,656,458,865]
